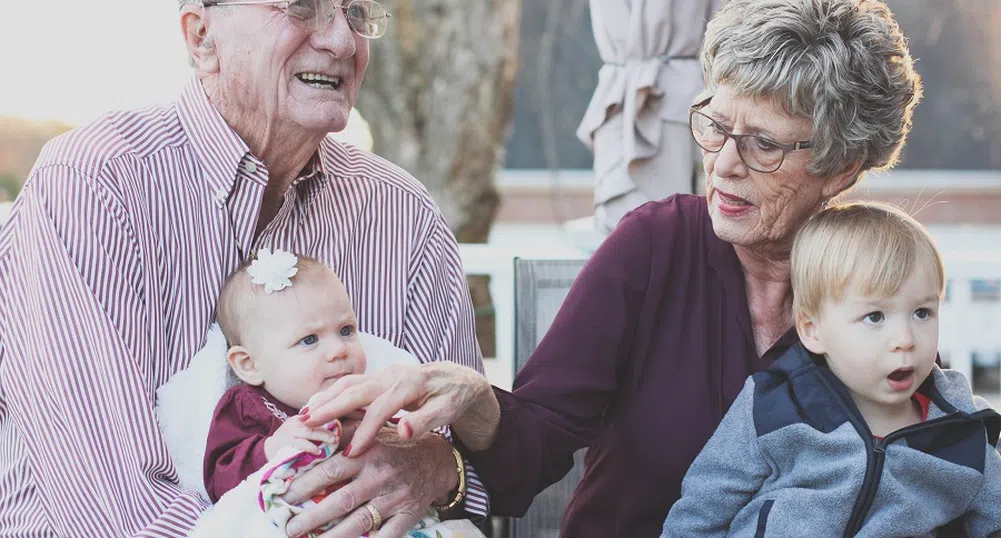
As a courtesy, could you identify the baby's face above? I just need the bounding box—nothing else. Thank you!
[240,269,367,409]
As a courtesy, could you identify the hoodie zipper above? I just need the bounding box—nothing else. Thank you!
[810,371,960,537]
[843,414,992,535]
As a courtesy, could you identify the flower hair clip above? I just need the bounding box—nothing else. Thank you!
[248,248,299,294]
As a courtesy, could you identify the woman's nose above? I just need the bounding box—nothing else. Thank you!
[711,137,748,179]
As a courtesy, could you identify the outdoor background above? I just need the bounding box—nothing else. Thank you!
[1,1,999,399]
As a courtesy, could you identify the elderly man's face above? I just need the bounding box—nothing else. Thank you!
[206,5,368,134]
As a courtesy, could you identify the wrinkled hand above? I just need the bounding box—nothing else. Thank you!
[303,362,498,456]
[282,427,457,538]
[264,415,341,460]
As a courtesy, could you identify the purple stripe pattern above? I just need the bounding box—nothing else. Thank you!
[0,77,488,537]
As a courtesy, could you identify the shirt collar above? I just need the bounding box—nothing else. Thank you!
[176,76,329,205]
[177,76,251,203]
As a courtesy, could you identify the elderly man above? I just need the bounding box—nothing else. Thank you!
[0,1,487,537]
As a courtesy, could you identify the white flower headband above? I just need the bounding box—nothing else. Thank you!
[247,248,299,294]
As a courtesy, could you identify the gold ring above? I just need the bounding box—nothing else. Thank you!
[363,503,383,531]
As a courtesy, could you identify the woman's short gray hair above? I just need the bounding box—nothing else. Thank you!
[700,0,923,179]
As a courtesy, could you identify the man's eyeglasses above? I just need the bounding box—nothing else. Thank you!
[202,0,392,39]
[689,98,812,173]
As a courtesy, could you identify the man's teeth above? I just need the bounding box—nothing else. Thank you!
[298,73,342,89]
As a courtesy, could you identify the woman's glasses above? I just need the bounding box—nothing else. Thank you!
[689,98,812,173]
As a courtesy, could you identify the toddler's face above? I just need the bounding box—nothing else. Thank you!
[240,269,367,409]
[801,265,940,421]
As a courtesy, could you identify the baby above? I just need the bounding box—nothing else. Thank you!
[662,202,1001,537]
[203,249,364,502]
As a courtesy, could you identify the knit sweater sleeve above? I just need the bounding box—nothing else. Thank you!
[660,377,772,537]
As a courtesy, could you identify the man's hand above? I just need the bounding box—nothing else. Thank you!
[263,416,342,460]
[282,427,458,538]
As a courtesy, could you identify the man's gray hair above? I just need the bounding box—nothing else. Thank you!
[700,0,922,179]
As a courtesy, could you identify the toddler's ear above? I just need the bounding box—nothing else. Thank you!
[795,312,826,355]
[227,346,264,386]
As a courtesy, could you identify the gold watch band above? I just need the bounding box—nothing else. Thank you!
[432,444,467,512]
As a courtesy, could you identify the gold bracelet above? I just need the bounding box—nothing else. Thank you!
[432,444,467,512]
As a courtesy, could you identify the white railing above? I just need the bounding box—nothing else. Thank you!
[461,242,1001,405]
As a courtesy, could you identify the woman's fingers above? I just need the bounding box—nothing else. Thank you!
[303,374,368,416]
[347,388,422,455]
[396,398,453,441]
[306,376,395,428]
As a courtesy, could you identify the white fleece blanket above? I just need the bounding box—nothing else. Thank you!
[155,325,485,538]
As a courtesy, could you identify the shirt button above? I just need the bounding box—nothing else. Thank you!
[244,161,258,173]
[215,189,227,202]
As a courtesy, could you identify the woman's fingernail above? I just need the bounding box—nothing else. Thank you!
[402,421,413,439]
[342,444,352,457]
[301,406,310,415]
[286,523,302,536]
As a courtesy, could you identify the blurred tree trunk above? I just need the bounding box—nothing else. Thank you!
[356,0,522,357]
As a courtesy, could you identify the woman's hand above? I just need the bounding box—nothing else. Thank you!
[303,362,500,456]
[282,428,457,538]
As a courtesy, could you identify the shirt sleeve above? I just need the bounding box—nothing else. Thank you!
[660,377,771,537]
[0,165,208,537]
[464,208,655,517]
[403,213,489,518]
[203,388,273,503]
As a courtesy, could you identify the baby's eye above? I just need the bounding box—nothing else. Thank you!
[863,311,885,324]
[299,334,318,346]
[914,307,934,320]
[339,325,355,337]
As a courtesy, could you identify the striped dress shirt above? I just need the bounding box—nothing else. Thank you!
[0,77,488,537]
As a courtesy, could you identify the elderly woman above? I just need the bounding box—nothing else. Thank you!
[294,0,922,536]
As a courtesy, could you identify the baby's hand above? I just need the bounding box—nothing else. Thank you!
[263,416,341,460]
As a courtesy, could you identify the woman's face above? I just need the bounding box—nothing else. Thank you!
[702,85,847,251]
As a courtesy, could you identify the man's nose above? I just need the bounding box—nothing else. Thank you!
[312,4,358,56]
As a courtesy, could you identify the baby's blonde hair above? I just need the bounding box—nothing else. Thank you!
[792,202,945,320]
[216,253,332,346]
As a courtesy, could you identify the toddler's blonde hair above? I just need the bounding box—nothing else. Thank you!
[792,202,945,320]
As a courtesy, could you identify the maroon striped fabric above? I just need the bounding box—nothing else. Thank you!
[0,77,488,537]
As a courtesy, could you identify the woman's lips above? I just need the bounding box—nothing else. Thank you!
[714,189,754,216]
[716,190,751,204]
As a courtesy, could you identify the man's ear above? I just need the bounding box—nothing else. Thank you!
[180,5,220,74]
[227,346,264,386]
[795,311,827,355]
